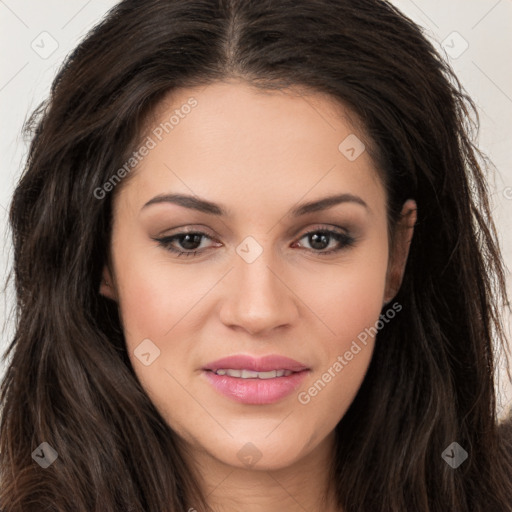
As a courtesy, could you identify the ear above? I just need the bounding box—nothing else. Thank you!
[383,199,417,305]
[99,264,118,301]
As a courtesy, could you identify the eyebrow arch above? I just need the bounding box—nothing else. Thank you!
[141,192,369,216]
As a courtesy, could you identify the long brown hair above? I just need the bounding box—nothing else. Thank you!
[2,0,511,510]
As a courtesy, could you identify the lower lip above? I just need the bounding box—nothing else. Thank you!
[203,370,309,405]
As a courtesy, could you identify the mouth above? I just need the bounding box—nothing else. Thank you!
[209,368,295,378]
[203,353,309,373]
[202,354,310,405]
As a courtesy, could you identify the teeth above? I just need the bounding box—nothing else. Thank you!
[213,369,294,379]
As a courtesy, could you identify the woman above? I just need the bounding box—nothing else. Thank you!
[1,0,511,510]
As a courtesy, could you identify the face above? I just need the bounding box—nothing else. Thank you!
[101,80,416,472]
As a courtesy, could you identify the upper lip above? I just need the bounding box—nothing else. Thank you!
[203,354,309,373]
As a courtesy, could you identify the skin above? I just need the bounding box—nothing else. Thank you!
[100,79,417,512]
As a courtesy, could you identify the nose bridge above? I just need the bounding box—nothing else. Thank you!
[236,253,281,301]
[219,237,298,334]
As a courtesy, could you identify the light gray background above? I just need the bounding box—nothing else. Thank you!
[1,0,511,415]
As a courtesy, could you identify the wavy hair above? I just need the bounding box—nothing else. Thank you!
[2,0,512,510]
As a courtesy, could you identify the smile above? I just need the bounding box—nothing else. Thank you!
[211,369,294,378]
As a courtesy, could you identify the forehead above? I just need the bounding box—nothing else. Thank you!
[114,80,385,217]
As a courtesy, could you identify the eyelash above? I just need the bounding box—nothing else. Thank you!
[153,227,356,258]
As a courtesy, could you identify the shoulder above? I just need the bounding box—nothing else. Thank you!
[498,411,512,443]
[497,411,512,472]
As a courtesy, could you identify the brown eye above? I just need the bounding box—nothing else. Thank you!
[293,228,356,255]
[153,231,218,257]
[153,226,356,258]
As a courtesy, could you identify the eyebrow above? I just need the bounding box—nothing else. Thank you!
[141,192,369,216]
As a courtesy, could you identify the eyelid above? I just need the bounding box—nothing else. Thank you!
[298,223,349,235]
[153,223,357,257]
[155,224,218,238]
[157,223,350,242]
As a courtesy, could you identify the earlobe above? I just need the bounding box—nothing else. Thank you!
[99,265,118,301]
[383,199,417,305]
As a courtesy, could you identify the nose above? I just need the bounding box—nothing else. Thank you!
[218,250,299,336]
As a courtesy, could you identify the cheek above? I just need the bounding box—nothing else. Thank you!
[113,219,389,415]
[115,225,389,359]
[113,242,211,341]
[309,239,389,349]
[296,239,388,417]
[294,282,385,435]
[114,258,207,415]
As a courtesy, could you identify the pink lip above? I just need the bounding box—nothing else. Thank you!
[202,354,310,405]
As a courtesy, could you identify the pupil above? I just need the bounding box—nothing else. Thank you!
[310,232,329,250]
[180,234,201,250]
